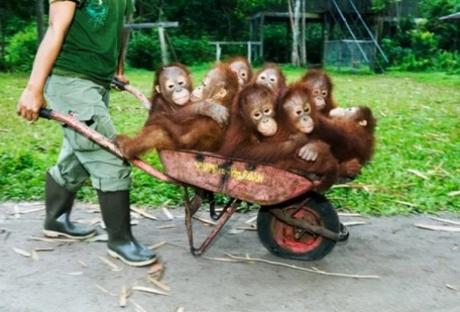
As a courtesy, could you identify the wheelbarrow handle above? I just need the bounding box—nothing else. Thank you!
[38,108,174,183]
[111,78,151,110]
[111,77,128,91]
[39,108,53,120]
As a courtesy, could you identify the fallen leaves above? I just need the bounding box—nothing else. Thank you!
[205,253,381,280]
[12,247,31,258]
[407,169,429,180]
[132,286,170,296]
[414,216,460,233]
[98,256,122,272]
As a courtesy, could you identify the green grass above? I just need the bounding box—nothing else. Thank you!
[1,66,459,215]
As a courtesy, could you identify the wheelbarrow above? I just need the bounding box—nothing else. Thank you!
[38,83,348,261]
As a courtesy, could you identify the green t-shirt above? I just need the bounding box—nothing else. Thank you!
[52,0,134,87]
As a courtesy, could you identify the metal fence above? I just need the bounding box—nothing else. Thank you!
[324,39,376,70]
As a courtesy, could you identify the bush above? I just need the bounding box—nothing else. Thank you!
[4,24,37,72]
[127,31,214,70]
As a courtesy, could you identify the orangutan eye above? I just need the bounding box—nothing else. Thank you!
[241,72,246,77]
[321,90,328,97]
[253,112,262,119]
[263,108,271,115]
[260,75,266,80]
[269,77,276,83]
[178,80,185,86]
[168,84,174,89]
[313,89,320,96]
[304,106,311,113]
[296,110,302,115]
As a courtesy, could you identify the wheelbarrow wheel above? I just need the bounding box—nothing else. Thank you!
[257,192,339,261]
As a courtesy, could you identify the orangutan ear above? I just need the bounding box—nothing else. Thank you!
[155,85,161,94]
[217,88,227,99]
[359,120,368,127]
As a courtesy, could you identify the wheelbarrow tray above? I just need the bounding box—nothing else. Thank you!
[159,150,314,206]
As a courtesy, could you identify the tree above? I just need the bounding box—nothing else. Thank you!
[35,0,45,43]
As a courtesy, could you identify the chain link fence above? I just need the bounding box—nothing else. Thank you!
[324,39,377,70]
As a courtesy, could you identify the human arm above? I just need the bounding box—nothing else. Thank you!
[17,1,76,121]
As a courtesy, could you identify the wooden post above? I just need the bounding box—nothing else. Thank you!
[216,43,222,62]
[158,26,169,65]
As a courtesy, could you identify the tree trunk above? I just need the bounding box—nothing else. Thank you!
[300,0,307,66]
[288,0,301,66]
[36,0,45,44]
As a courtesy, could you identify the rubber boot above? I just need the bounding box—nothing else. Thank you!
[97,190,157,267]
[43,173,96,239]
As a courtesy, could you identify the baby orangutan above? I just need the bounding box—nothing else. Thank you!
[226,56,253,90]
[219,84,338,191]
[253,63,287,97]
[328,106,377,179]
[301,69,337,115]
[116,64,233,158]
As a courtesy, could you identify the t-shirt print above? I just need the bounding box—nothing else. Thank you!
[84,0,109,28]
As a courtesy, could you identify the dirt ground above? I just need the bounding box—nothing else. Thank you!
[0,201,459,312]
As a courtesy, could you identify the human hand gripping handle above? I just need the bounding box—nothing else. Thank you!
[16,87,47,122]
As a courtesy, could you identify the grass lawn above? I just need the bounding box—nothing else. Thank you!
[0,66,459,215]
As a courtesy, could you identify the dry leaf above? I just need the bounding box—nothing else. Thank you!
[79,260,88,267]
[131,207,159,220]
[86,234,108,242]
[157,225,176,230]
[162,207,174,220]
[245,216,257,224]
[12,247,31,258]
[193,216,216,226]
[132,286,169,296]
[342,221,367,227]
[130,300,147,312]
[428,217,460,226]
[66,272,83,276]
[119,285,128,307]
[99,256,122,271]
[95,284,116,296]
[446,284,458,291]
[394,200,418,207]
[28,236,78,243]
[176,307,185,312]
[447,190,460,197]
[31,250,39,261]
[414,224,460,232]
[34,247,54,252]
[407,169,429,180]
[338,212,363,217]
[148,261,165,280]
[148,276,171,292]
[148,241,167,250]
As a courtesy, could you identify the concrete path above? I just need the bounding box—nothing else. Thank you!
[0,202,459,312]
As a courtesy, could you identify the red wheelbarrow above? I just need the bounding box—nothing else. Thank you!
[38,96,348,261]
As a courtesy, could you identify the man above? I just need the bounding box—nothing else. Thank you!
[16,0,157,267]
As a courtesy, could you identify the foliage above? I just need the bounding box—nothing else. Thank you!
[379,0,460,73]
[4,24,37,71]
[127,31,214,70]
[1,67,459,215]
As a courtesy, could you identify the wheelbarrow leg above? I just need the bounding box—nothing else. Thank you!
[183,187,240,256]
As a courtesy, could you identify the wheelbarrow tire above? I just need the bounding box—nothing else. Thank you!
[257,192,339,261]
